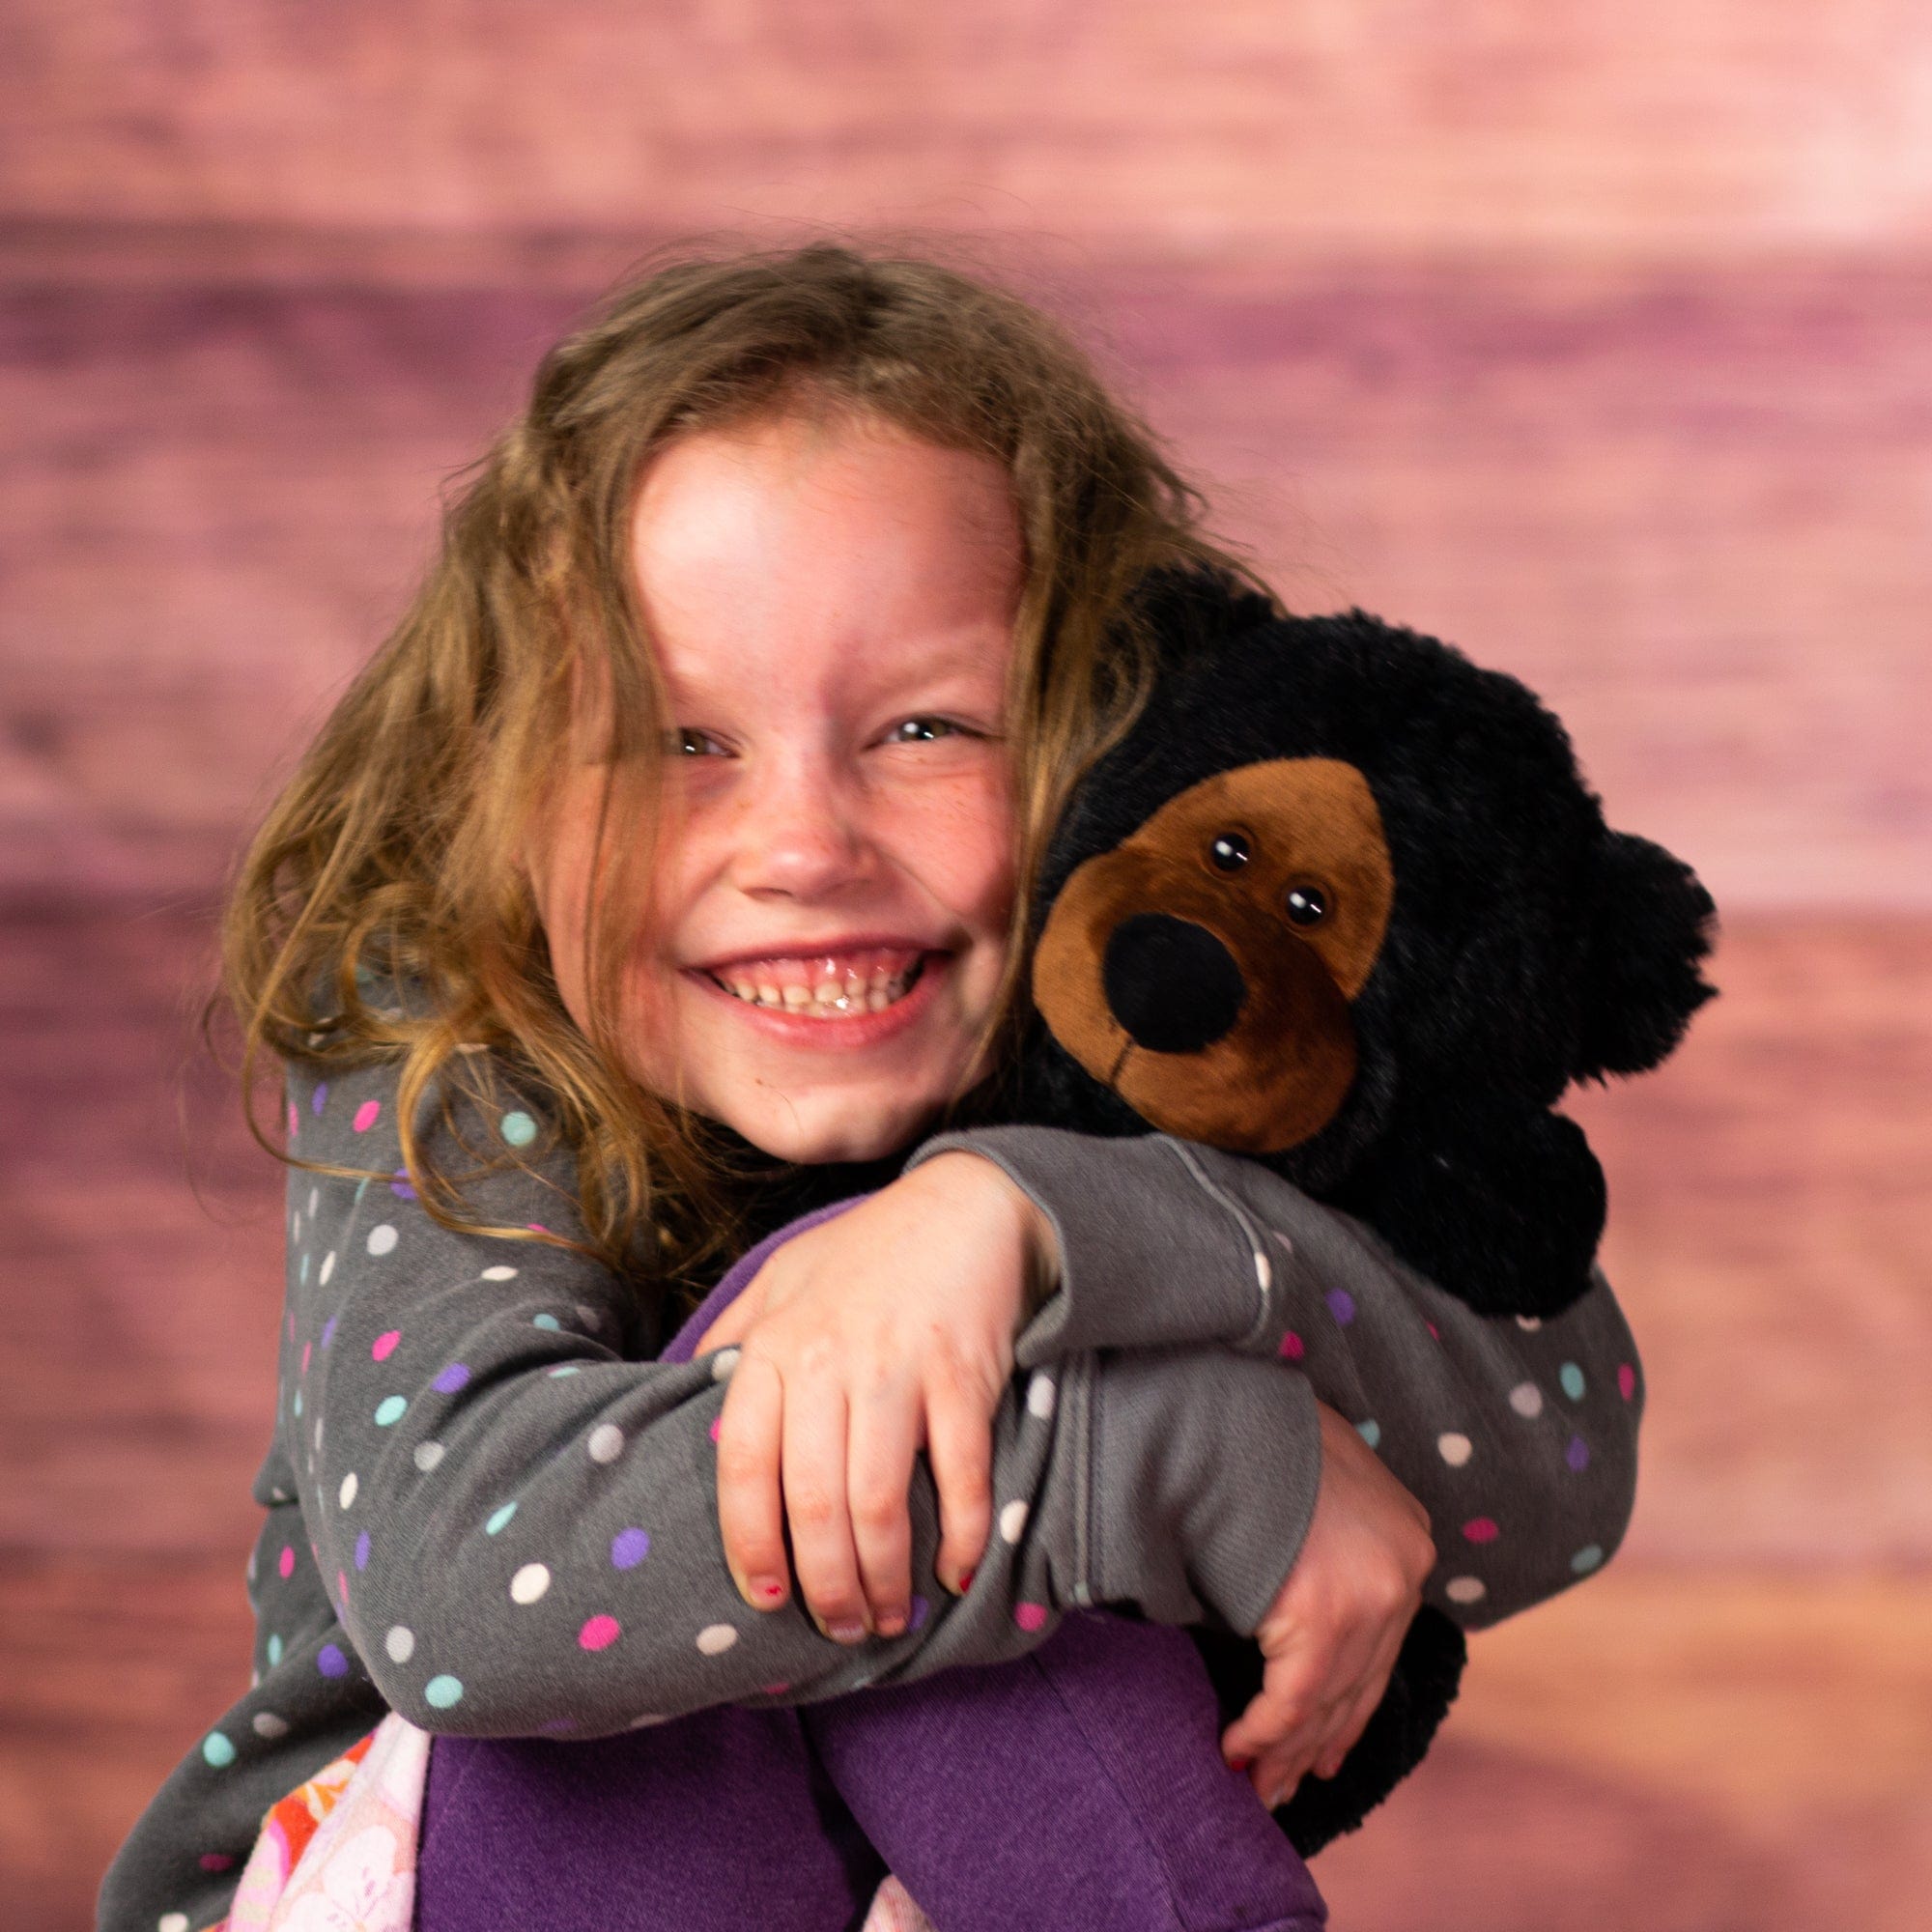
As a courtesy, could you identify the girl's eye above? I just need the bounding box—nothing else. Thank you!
[667,726,728,757]
[886,717,965,744]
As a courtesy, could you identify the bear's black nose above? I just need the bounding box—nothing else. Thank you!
[1101,913,1246,1055]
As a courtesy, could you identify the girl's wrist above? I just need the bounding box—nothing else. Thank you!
[903,1150,1062,1324]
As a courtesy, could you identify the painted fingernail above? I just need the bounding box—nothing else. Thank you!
[747,1575,786,1606]
[952,1568,975,1595]
[875,1609,908,1637]
[826,1620,867,1645]
[1226,1753,1253,1775]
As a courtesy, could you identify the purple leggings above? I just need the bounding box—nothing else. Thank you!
[413,1202,1326,1932]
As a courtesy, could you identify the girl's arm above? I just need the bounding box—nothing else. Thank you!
[910,1125,1645,1631]
[282,1053,1326,1739]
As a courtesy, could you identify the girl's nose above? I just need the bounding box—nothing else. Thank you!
[727,753,875,902]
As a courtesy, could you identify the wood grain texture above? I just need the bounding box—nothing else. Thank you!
[2,2,1925,253]
[5,253,1926,908]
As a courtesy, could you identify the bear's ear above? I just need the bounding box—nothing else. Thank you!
[1574,830,1720,1081]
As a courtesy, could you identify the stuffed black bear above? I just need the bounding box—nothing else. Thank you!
[1013,565,1719,1851]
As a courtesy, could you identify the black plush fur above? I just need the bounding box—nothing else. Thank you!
[1007,566,1720,1853]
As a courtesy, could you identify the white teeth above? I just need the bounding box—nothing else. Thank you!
[814,980,841,1005]
[756,982,781,1007]
[714,957,923,1017]
[781,983,811,1009]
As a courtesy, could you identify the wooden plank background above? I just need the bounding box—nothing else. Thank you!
[3,4,1927,1927]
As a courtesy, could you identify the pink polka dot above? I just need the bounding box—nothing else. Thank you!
[336,1569,349,1603]
[199,1852,235,1873]
[1425,1320,1440,1341]
[300,1341,312,1376]
[1278,1330,1305,1361]
[580,1614,621,1651]
[760,1681,791,1695]
[1618,1362,1636,1401]
[1014,1602,1048,1632]
[277,1546,295,1579]
[708,1416,722,1442]
[526,1223,551,1235]
[1462,1517,1500,1544]
[287,1101,298,1138]
[353,1099,382,1132]
[371,1330,401,1362]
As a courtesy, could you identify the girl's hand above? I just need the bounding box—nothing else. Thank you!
[1220,1399,1437,1808]
[697,1151,1059,1642]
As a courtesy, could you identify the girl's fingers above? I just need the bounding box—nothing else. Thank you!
[845,1386,922,1634]
[922,1371,994,1595]
[712,1353,790,1610]
[780,1376,870,1642]
[1310,1622,1407,1777]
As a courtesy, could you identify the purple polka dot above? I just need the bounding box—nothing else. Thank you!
[539,1717,578,1735]
[1566,1435,1590,1471]
[311,1084,328,1116]
[317,1644,349,1678]
[199,1852,235,1873]
[611,1527,651,1570]
[1324,1288,1356,1325]
[322,1316,337,1348]
[908,1594,930,1632]
[433,1363,471,1394]
[390,1170,417,1200]
[355,1530,372,1570]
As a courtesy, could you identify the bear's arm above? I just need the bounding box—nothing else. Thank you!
[909,1125,1643,1629]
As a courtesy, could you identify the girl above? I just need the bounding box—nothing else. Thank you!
[99,241,1642,1932]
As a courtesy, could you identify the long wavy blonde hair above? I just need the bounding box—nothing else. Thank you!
[213,236,1275,1315]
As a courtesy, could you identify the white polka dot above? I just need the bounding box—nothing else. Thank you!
[160,1915,190,1932]
[292,1210,302,1242]
[338,1472,358,1510]
[1444,1576,1488,1605]
[308,1186,319,1216]
[319,1251,337,1286]
[575,1302,602,1331]
[313,1418,325,1455]
[586,1423,625,1463]
[696,1623,739,1655]
[385,1625,416,1662]
[999,1499,1030,1544]
[510,1562,552,1605]
[246,1548,258,1583]
[252,1711,290,1739]
[627,1711,669,1728]
[250,1668,260,1690]
[1515,1314,1543,1332]
[1026,1373,1057,1419]
[480,1265,518,1281]
[711,1348,741,1381]
[413,1440,446,1472]
[1508,1381,1545,1418]
[1436,1433,1473,1467]
[367,1224,399,1257]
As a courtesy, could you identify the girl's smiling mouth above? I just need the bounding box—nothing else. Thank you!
[683,944,952,1044]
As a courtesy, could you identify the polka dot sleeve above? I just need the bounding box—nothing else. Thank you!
[911,1124,1646,1631]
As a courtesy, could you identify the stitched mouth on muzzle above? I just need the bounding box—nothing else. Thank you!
[1101,912,1246,1055]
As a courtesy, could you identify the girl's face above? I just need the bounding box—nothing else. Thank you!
[529,411,1024,1164]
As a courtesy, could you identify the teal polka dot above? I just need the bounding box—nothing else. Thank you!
[1559,1362,1586,1401]
[267,1634,283,1666]
[298,1253,309,1285]
[202,1730,237,1769]
[532,1314,561,1331]
[424,1674,465,1709]
[292,1388,303,1418]
[548,1365,582,1378]
[355,1177,371,1204]
[374,1395,408,1427]
[500,1110,538,1148]
[1571,1544,1604,1574]
[1356,1419,1381,1449]
[486,1501,518,1535]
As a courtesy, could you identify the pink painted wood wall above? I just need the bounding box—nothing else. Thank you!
[3,5,1927,1926]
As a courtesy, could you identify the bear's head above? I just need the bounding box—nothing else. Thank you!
[1021,570,1719,1315]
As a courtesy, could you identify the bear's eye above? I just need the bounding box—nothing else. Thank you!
[1208,831,1250,872]
[1283,882,1330,927]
